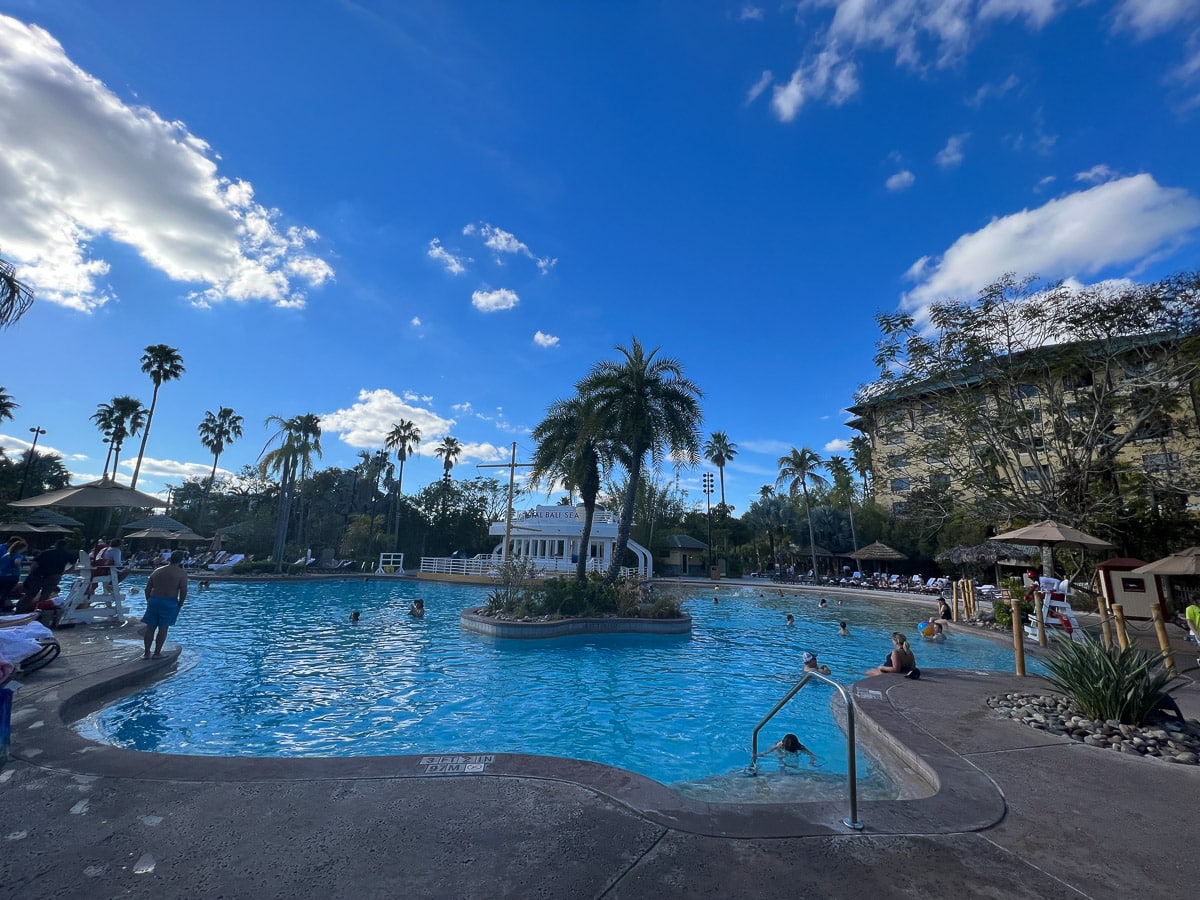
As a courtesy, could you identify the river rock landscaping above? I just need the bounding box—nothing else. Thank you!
[988,692,1200,765]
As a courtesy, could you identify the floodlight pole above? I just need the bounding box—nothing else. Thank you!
[17,426,46,500]
[477,442,534,564]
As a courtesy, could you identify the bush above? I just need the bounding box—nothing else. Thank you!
[1043,637,1175,726]
[232,560,275,575]
[993,596,1032,628]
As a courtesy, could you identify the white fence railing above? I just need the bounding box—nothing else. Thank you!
[419,554,633,579]
[375,552,405,574]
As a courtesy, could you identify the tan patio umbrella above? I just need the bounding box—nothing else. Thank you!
[989,520,1114,576]
[9,475,166,510]
[1131,547,1200,577]
[121,514,192,532]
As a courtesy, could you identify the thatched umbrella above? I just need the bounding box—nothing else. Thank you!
[937,541,1035,583]
[850,541,907,574]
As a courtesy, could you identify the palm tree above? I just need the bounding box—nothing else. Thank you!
[385,419,422,540]
[576,338,702,583]
[0,386,16,422]
[825,454,858,551]
[703,431,737,508]
[0,252,34,329]
[131,344,186,489]
[849,434,873,498]
[198,407,244,524]
[91,396,146,482]
[776,446,828,581]
[530,396,612,582]
[433,435,462,481]
[260,414,323,572]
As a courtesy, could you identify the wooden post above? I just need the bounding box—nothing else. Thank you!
[1151,607,1176,675]
[1010,598,1026,677]
[1113,603,1130,651]
[1096,591,1113,650]
[1033,591,1047,647]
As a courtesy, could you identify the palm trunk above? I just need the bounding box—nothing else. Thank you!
[200,453,220,527]
[272,463,294,573]
[576,502,597,582]
[605,454,643,584]
[803,484,819,580]
[131,384,159,489]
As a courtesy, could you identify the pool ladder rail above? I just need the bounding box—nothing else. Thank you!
[749,671,864,831]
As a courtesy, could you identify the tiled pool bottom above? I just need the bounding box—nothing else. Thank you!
[82,579,1032,802]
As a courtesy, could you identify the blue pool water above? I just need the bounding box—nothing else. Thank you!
[86,579,1038,801]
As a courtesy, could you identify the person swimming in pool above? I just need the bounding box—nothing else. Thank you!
[756,732,818,767]
[802,650,832,675]
[786,614,795,626]
[409,598,425,618]
[837,621,850,637]
[349,610,361,623]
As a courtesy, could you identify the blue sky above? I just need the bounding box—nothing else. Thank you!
[2,1,1199,517]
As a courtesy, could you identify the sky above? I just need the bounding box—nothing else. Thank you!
[2,1,1199,518]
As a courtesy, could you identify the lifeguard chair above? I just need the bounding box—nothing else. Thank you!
[57,551,129,627]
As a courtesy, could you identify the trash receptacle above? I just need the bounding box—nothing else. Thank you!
[710,566,720,580]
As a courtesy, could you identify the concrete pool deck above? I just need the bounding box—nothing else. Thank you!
[3,596,1199,898]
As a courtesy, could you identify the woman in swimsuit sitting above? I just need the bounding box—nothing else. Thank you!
[866,632,916,676]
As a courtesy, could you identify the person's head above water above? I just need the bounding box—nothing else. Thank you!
[781,733,801,752]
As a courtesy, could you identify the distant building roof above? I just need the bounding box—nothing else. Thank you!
[665,534,708,550]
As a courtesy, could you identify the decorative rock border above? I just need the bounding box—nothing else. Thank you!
[987,692,1200,765]
[460,607,691,639]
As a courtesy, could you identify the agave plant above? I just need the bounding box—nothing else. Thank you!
[1043,637,1175,726]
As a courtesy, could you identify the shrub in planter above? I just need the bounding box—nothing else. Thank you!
[1043,637,1174,726]
[993,596,1032,628]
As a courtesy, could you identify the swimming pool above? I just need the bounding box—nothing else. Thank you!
[85,579,1035,801]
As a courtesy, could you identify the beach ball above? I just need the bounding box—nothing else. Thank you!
[919,620,935,637]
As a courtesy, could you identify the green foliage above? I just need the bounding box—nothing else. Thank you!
[486,557,540,612]
[232,559,276,575]
[486,571,680,620]
[1043,637,1175,726]
[993,594,1032,628]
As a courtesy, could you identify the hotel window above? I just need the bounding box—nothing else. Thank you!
[882,432,906,446]
[1062,371,1093,390]
[1014,385,1039,399]
[1020,465,1046,483]
[929,473,951,488]
[1143,452,1180,473]
[890,477,911,493]
[892,501,909,515]
[886,454,909,469]
[922,424,946,441]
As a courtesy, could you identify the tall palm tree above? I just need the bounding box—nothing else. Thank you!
[849,434,873,498]
[385,419,422,539]
[91,396,146,482]
[530,396,612,582]
[576,338,702,583]
[825,454,858,552]
[260,414,323,572]
[0,386,16,421]
[0,252,34,329]
[776,446,828,581]
[433,435,462,521]
[703,431,737,508]
[131,344,185,489]
[198,407,244,523]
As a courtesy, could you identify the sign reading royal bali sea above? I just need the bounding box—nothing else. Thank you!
[529,506,581,520]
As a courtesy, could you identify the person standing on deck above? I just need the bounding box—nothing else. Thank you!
[142,550,188,659]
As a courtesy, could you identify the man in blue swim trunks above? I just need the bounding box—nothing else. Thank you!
[142,550,188,659]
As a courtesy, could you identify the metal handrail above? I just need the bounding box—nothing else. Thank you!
[749,671,863,831]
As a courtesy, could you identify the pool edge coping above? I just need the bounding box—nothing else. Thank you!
[8,644,1011,840]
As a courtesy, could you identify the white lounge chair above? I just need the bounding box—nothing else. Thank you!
[208,553,245,573]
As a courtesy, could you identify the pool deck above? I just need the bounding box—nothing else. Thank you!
[3,583,1199,899]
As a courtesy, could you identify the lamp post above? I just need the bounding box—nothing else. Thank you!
[17,426,46,500]
[702,471,714,574]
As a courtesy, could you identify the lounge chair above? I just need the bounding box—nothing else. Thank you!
[209,553,245,573]
[0,618,61,678]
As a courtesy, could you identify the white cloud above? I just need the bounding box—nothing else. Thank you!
[128,456,228,481]
[967,72,1020,107]
[427,238,468,274]
[824,438,850,452]
[410,316,421,326]
[771,47,859,121]
[1035,174,1057,191]
[471,288,520,312]
[935,133,969,168]
[319,389,454,449]
[0,16,333,312]
[739,5,764,21]
[1111,0,1199,39]
[533,331,559,348]
[746,70,773,105]
[1074,164,1119,184]
[886,170,916,192]
[464,222,556,273]
[901,174,1200,316]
